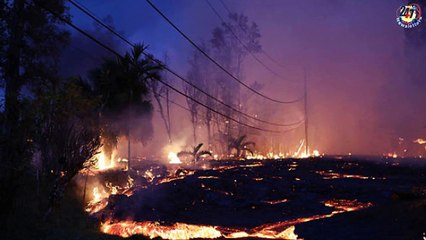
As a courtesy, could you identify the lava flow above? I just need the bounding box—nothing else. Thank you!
[98,199,372,239]
[83,147,375,239]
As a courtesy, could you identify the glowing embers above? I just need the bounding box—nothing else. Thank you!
[323,199,373,212]
[316,170,385,180]
[262,199,288,205]
[197,175,220,179]
[157,169,196,184]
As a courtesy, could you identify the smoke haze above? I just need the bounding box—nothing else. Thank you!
[63,0,426,157]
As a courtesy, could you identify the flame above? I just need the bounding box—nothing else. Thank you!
[296,149,321,159]
[85,186,109,213]
[414,138,426,144]
[386,152,398,158]
[85,175,135,215]
[168,152,182,164]
[93,146,119,170]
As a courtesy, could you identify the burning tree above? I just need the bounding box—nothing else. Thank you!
[90,44,163,169]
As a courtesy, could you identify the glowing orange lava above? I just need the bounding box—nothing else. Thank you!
[316,170,385,180]
[99,199,372,239]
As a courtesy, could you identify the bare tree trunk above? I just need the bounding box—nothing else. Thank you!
[166,89,172,142]
[192,118,197,146]
[207,121,211,150]
[128,90,132,171]
[153,91,172,143]
[127,128,131,171]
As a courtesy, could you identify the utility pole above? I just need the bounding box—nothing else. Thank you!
[303,67,309,156]
[128,89,132,172]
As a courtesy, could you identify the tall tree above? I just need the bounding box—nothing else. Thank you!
[210,12,262,137]
[186,43,217,148]
[31,77,102,219]
[0,0,69,225]
[184,81,201,145]
[149,53,172,143]
[90,44,162,169]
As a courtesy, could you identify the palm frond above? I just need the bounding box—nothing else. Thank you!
[243,141,255,147]
[177,151,193,158]
[237,135,247,144]
[194,143,204,153]
[244,148,254,156]
[197,150,212,158]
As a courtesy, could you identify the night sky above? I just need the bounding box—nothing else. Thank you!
[39,0,426,155]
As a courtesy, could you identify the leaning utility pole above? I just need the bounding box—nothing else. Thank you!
[303,68,309,156]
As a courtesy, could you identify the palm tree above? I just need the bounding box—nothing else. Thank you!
[228,135,255,159]
[178,143,212,166]
[91,44,163,169]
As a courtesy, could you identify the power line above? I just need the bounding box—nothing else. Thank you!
[67,0,304,128]
[36,2,280,133]
[158,94,304,134]
[158,94,190,112]
[144,0,302,104]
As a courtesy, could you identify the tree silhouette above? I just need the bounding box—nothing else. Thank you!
[178,143,212,166]
[0,0,69,225]
[91,44,163,168]
[228,135,255,159]
[210,12,262,137]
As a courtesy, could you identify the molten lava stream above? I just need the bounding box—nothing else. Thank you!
[98,199,372,239]
[100,221,298,239]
